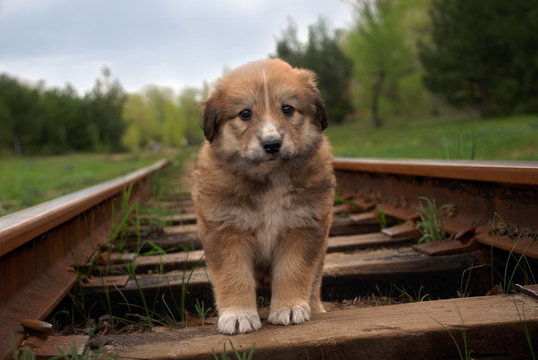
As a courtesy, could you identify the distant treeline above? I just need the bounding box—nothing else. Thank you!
[0,68,126,155]
[0,68,206,156]
[1,0,537,155]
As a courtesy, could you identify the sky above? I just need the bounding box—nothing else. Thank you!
[0,0,353,94]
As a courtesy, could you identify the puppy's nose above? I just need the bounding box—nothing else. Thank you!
[262,139,282,155]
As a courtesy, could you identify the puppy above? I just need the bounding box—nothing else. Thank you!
[191,59,335,334]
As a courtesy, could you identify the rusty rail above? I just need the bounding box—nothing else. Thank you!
[332,158,538,185]
[0,159,169,360]
[333,158,538,255]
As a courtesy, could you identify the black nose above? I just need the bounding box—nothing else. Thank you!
[262,139,282,155]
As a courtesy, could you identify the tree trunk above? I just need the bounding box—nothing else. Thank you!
[13,135,22,157]
[371,71,385,128]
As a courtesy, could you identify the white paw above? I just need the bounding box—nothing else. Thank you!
[268,305,310,326]
[218,310,262,334]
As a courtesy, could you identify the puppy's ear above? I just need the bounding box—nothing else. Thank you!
[201,94,221,143]
[300,69,328,131]
[312,86,328,131]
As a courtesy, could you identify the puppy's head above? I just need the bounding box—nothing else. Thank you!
[202,59,328,169]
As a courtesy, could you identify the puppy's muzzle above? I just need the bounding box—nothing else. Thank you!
[262,139,282,155]
[260,123,283,155]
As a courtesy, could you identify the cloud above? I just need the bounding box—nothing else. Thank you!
[0,0,352,93]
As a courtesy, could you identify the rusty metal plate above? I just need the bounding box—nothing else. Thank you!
[413,239,477,256]
[474,233,538,259]
[516,284,538,300]
[382,222,421,239]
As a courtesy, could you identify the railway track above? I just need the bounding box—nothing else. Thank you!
[1,157,537,359]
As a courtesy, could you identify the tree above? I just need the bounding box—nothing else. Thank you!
[346,0,418,128]
[0,69,128,155]
[419,0,538,116]
[274,17,354,124]
[178,86,204,145]
[0,74,41,155]
[85,67,127,152]
[121,85,203,151]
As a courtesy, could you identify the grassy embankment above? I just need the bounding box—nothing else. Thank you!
[0,152,170,216]
[326,114,538,160]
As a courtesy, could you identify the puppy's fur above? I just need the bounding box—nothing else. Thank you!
[191,59,335,334]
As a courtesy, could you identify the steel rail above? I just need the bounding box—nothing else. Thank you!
[333,158,538,257]
[333,158,538,186]
[0,159,169,360]
[0,159,168,256]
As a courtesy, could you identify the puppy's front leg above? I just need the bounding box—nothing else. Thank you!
[268,229,327,326]
[203,229,261,334]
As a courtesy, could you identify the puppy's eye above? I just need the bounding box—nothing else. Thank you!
[282,105,295,117]
[238,109,252,121]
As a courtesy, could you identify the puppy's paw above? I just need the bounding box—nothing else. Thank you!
[268,305,310,326]
[218,310,262,334]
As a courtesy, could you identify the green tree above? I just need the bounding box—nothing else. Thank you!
[85,67,126,152]
[274,17,354,124]
[178,86,204,145]
[419,0,538,116]
[0,74,41,155]
[122,85,201,151]
[122,93,156,151]
[346,0,420,128]
[0,69,127,155]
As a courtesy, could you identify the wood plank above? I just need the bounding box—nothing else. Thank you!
[163,224,198,235]
[123,231,201,252]
[140,213,197,225]
[85,247,485,301]
[146,200,194,212]
[379,205,419,221]
[94,233,417,274]
[329,213,382,236]
[23,335,88,360]
[96,294,538,359]
[96,250,206,274]
[327,232,417,252]
[123,213,390,252]
[160,214,387,237]
[332,203,352,215]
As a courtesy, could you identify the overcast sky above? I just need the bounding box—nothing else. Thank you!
[0,0,353,94]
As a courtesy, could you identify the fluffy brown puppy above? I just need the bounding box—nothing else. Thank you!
[191,59,335,334]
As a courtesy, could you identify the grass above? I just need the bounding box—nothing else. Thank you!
[194,298,212,326]
[490,213,537,294]
[326,114,538,160]
[416,196,453,244]
[513,296,536,360]
[392,284,432,303]
[212,341,256,360]
[10,333,35,360]
[0,152,168,216]
[431,304,471,360]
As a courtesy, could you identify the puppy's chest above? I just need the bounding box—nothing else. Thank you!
[252,179,312,259]
[222,174,317,257]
